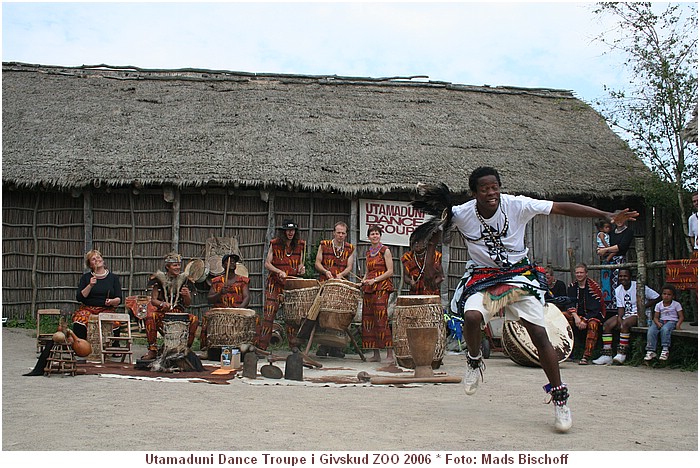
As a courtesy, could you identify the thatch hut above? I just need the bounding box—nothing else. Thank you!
[2,62,658,321]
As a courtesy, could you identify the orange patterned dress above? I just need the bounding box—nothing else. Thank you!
[362,244,394,349]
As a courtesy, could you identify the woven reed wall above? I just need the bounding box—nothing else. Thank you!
[3,187,674,322]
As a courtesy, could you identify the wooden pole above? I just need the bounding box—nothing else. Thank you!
[635,237,647,327]
[171,188,180,253]
[30,192,41,314]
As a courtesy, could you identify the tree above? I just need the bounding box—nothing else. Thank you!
[593,2,698,252]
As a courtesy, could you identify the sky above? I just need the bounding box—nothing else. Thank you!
[1,0,635,107]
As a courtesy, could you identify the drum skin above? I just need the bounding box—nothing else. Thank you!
[501,303,574,367]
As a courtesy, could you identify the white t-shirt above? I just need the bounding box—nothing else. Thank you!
[451,194,553,267]
[654,300,683,322]
[614,281,660,319]
[688,212,698,250]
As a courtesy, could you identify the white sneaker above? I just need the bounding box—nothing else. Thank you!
[592,355,613,365]
[659,349,669,361]
[644,351,657,361]
[612,353,626,365]
[463,355,485,395]
[554,404,573,433]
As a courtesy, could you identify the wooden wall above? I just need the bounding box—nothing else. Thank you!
[2,186,678,321]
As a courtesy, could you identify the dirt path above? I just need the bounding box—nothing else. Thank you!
[2,327,697,458]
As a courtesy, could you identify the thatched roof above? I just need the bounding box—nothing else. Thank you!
[2,62,652,198]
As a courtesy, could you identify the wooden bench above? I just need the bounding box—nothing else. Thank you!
[631,326,698,340]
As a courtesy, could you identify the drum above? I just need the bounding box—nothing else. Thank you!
[501,303,574,367]
[282,280,320,327]
[393,295,446,369]
[206,308,256,348]
[314,327,350,348]
[163,313,190,350]
[86,314,112,361]
[318,279,362,331]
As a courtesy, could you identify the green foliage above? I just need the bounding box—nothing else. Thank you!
[302,243,319,279]
[629,334,697,371]
[593,2,698,249]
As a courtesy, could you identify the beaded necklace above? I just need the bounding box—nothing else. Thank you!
[413,251,426,278]
[332,241,345,258]
[368,243,383,257]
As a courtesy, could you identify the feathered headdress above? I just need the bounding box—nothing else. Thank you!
[410,182,456,246]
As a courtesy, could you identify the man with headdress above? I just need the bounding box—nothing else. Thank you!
[410,166,639,433]
[314,221,355,357]
[401,239,444,296]
[257,219,306,350]
[140,252,199,361]
[201,253,250,349]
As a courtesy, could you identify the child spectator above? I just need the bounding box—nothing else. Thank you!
[645,284,684,362]
[596,220,613,262]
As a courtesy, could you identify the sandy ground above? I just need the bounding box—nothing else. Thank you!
[2,326,698,459]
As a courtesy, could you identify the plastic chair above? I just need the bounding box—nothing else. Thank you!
[97,312,134,364]
[36,308,61,353]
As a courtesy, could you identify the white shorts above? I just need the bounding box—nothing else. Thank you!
[462,292,547,329]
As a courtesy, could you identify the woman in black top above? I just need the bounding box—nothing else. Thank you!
[71,249,123,339]
[597,219,634,295]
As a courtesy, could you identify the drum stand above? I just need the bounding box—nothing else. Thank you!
[367,327,461,385]
[303,323,366,362]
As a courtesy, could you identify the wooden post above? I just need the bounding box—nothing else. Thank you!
[171,188,180,253]
[441,242,450,307]
[350,196,359,276]
[30,192,41,314]
[567,247,576,281]
[83,189,93,252]
[264,191,276,279]
[128,193,136,297]
[635,237,647,327]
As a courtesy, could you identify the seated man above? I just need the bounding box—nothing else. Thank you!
[563,264,605,365]
[593,267,661,365]
[201,253,250,349]
[544,266,571,311]
[141,252,199,360]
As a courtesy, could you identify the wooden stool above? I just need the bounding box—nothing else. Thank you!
[44,343,77,377]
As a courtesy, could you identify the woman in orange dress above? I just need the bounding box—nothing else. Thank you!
[361,225,395,363]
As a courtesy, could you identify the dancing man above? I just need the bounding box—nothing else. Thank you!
[411,166,638,432]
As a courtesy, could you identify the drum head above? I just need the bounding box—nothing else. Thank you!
[284,278,319,290]
[185,258,207,283]
[502,303,573,367]
[164,313,189,322]
[208,308,256,317]
[396,295,441,307]
[207,255,224,276]
[235,263,249,278]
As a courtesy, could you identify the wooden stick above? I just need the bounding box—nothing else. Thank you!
[224,256,231,285]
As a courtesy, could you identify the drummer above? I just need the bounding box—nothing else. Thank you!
[401,239,444,296]
[314,221,356,358]
[257,219,307,350]
[140,252,199,360]
[200,254,250,349]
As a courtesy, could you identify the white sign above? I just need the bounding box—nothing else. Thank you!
[359,199,429,247]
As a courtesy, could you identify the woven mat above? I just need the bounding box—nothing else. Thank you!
[79,361,237,385]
